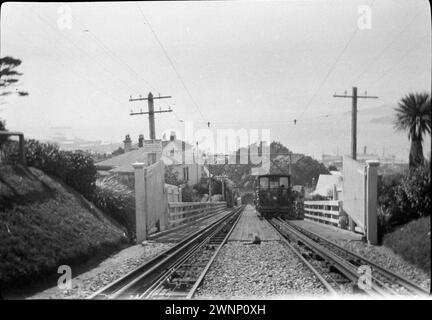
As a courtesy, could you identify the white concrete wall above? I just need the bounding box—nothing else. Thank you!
[170,163,202,186]
[342,156,379,244]
[133,160,166,243]
[342,156,366,232]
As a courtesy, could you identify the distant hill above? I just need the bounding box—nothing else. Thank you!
[209,141,328,190]
[45,137,122,154]
[0,165,127,290]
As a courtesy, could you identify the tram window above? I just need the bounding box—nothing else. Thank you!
[269,178,279,189]
[259,177,269,188]
[280,177,289,188]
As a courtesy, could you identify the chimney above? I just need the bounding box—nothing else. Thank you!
[364,146,367,155]
[138,134,144,148]
[123,134,132,153]
[170,131,176,141]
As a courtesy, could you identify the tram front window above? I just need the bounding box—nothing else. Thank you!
[269,179,279,189]
[259,177,269,189]
[280,177,289,188]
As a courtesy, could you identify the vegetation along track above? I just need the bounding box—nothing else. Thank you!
[269,217,430,297]
[89,205,245,299]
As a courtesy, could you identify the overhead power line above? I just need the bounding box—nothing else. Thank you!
[73,15,159,93]
[135,2,206,123]
[291,0,377,128]
[371,36,428,87]
[31,9,141,95]
[27,11,131,108]
[349,10,423,85]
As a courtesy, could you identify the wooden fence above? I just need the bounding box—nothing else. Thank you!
[303,200,341,227]
[167,202,227,228]
[133,160,229,242]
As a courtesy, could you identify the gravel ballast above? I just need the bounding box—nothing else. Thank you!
[27,241,174,299]
[335,240,431,291]
[292,220,431,292]
[195,241,328,298]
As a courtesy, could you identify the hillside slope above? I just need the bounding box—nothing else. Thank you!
[383,216,431,274]
[0,165,127,289]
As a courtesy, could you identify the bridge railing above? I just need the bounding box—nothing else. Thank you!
[167,201,227,228]
[303,200,341,227]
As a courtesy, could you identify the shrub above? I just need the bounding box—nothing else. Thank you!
[165,165,183,186]
[92,176,135,239]
[3,139,97,200]
[0,119,8,147]
[400,163,431,218]
[339,212,349,230]
[377,163,431,238]
[193,178,210,197]
[182,184,201,202]
[310,194,328,201]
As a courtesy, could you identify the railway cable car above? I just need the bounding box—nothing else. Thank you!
[254,174,296,218]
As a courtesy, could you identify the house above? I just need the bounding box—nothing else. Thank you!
[309,172,343,199]
[95,133,206,187]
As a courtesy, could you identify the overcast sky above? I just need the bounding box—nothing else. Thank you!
[1,1,430,160]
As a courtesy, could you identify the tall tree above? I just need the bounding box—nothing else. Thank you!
[394,92,431,169]
[0,56,28,148]
[0,56,28,97]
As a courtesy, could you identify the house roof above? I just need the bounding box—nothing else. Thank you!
[95,148,148,169]
[162,139,194,150]
[311,174,343,197]
[96,139,198,174]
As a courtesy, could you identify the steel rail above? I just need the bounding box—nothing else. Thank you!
[271,218,383,296]
[141,210,242,299]
[266,218,339,296]
[127,206,244,299]
[284,220,430,296]
[89,206,243,299]
[186,206,243,299]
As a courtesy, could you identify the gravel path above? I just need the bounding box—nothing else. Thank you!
[195,241,328,299]
[28,241,174,299]
[335,239,431,291]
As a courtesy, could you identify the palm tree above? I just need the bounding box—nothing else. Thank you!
[394,92,431,169]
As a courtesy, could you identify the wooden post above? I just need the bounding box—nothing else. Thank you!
[133,162,147,243]
[334,88,378,161]
[332,184,338,200]
[351,87,357,160]
[18,134,25,165]
[366,160,380,245]
[160,185,169,232]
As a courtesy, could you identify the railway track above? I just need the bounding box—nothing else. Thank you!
[269,217,429,297]
[89,205,244,299]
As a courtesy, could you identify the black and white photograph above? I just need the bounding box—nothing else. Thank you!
[0,0,430,305]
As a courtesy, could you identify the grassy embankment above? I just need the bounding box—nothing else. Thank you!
[0,165,128,290]
[383,216,431,274]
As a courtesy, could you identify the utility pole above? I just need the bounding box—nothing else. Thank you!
[129,92,172,140]
[333,87,378,160]
[214,174,228,201]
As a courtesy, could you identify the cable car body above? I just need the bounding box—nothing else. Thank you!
[254,174,296,218]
